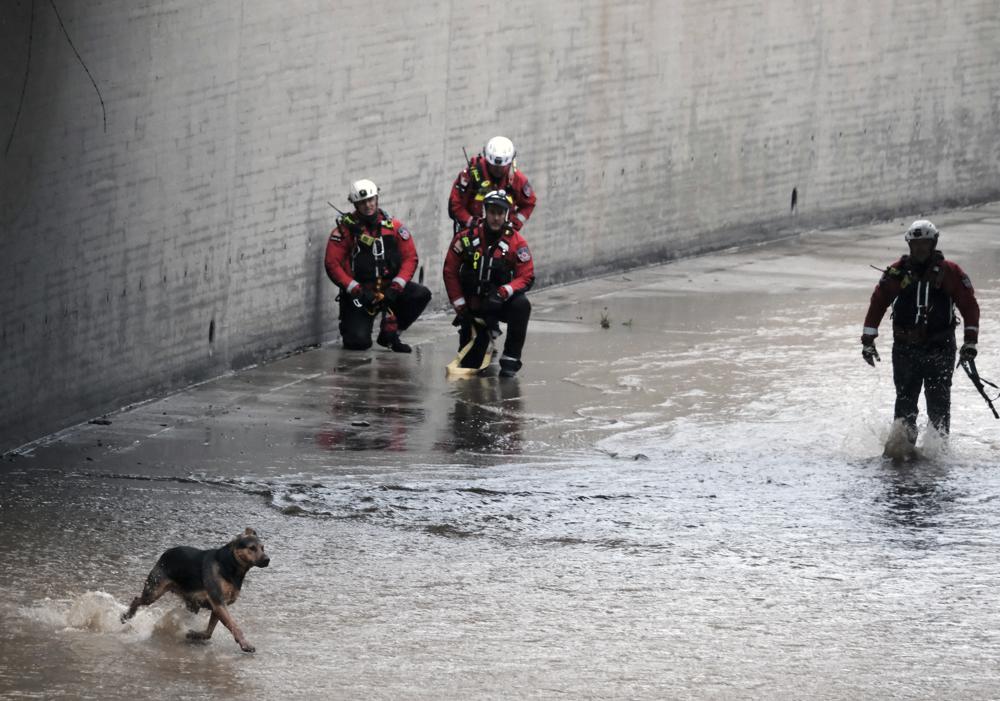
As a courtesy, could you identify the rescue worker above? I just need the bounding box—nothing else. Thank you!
[448,136,536,233]
[325,179,431,353]
[443,189,534,377]
[861,219,980,446]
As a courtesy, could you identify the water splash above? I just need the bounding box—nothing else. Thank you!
[20,591,197,640]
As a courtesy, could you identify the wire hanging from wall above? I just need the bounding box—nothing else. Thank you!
[48,0,107,134]
[4,0,106,157]
[4,0,35,156]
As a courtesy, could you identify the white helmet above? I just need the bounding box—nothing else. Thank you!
[483,136,515,168]
[904,219,939,242]
[348,179,379,203]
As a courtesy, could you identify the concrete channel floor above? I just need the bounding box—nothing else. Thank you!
[1,203,999,699]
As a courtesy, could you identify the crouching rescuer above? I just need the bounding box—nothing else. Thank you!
[443,189,534,377]
[861,219,980,448]
[325,179,431,352]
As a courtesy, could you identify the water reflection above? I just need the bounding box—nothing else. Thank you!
[436,377,523,454]
[877,461,954,533]
[314,358,426,452]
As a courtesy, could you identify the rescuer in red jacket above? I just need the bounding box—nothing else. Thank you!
[861,219,980,446]
[448,136,537,233]
[444,189,535,377]
[325,179,431,353]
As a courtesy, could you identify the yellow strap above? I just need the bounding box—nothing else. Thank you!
[445,319,494,376]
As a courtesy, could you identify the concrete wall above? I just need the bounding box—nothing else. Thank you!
[2,0,999,452]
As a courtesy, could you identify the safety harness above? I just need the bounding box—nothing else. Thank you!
[467,159,518,205]
[338,211,401,315]
[888,252,953,344]
[454,229,513,297]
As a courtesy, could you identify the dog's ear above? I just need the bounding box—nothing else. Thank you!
[243,527,257,537]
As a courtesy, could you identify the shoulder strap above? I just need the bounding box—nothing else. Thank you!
[457,231,481,257]
[470,160,483,185]
[337,214,363,237]
[377,209,396,231]
[919,252,946,287]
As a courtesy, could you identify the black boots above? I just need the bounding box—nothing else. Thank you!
[499,355,522,377]
[376,330,412,353]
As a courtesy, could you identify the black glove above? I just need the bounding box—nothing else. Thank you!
[959,343,978,365]
[861,335,880,367]
[383,284,401,308]
[358,288,377,311]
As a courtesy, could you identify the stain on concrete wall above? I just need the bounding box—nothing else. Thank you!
[2,0,999,451]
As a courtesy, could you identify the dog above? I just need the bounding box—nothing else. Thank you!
[121,528,270,652]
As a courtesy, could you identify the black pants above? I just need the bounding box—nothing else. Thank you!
[892,341,956,440]
[339,282,431,350]
[458,293,531,360]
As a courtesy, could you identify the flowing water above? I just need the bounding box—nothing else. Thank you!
[2,207,1000,699]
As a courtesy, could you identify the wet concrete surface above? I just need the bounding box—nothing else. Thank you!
[2,204,1000,699]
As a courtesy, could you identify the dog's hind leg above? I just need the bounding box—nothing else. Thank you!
[186,612,218,641]
[121,567,173,623]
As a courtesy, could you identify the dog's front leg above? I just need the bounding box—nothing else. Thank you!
[211,603,254,652]
[186,612,219,641]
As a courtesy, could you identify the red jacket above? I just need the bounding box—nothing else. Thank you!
[324,210,418,293]
[443,223,535,309]
[448,155,537,231]
[863,252,979,344]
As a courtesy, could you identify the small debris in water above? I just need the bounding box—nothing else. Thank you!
[88,419,112,426]
[351,420,370,427]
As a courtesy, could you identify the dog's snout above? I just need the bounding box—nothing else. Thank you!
[259,555,270,567]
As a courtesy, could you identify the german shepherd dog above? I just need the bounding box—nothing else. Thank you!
[121,528,270,652]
